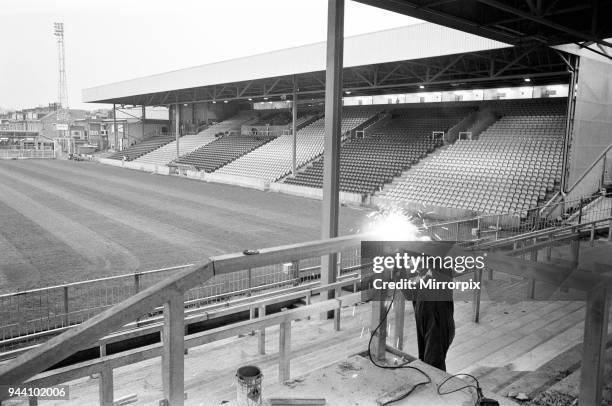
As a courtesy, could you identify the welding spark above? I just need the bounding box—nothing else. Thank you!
[362,206,430,241]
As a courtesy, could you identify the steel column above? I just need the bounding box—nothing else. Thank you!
[113,103,118,150]
[320,0,344,319]
[292,85,298,176]
[175,104,180,159]
[141,105,146,141]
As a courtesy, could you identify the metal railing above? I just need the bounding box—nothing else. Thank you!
[422,192,612,245]
[563,141,612,205]
[0,149,55,159]
[0,248,360,348]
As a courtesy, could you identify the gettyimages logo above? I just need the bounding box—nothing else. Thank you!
[361,241,487,302]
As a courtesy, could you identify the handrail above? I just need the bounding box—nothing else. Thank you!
[0,234,363,387]
[564,141,612,195]
[538,191,561,217]
[473,217,610,250]
[0,264,193,298]
[23,293,363,390]
[0,274,361,362]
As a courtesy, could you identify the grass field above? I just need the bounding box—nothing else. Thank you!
[0,159,370,293]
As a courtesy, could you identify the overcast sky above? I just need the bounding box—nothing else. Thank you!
[0,0,419,111]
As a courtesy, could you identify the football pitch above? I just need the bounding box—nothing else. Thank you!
[0,159,370,293]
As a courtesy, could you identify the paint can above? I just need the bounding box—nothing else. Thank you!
[236,365,263,405]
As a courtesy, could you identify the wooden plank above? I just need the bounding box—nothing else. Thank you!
[99,363,113,406]
[269,398,325,405]
[472,268,483,322]
[162,292,185,406]
[578,282,610,406]
[333,287,341,331]
[278,320,291,382]
[393,290,405,350]
[370,299,387,362]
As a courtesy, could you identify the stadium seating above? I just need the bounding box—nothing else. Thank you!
[216,108,381,181]
[381,99,567,217]
[134,111,257,166]
[107,136,174,161]
[173,134,276,172]
[283,106,472,195]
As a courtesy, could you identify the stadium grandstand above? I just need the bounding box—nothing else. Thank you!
[2,1,612,406]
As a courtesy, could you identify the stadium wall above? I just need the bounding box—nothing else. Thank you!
[98,157,171,175]
[566,56,612,190]
[270,183,365,205]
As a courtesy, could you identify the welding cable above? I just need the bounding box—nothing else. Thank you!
[437,373,482,406]
[367,291,432,405]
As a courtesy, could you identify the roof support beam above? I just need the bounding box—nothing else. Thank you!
[477,0,612,48]
[378,64,402,85]
[493,46,538,77]
[351,69,374,87]
[237,81,253,98]
[264,78,282,96]
[427,54,464,82]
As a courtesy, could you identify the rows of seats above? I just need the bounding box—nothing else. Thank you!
[107,136,174,161]
[382,101,566,217]
[173,135,276,172]
[216,108,380,181]
[283,106,471,195]
[134,111,257,166]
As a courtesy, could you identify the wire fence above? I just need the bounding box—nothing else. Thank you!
[0,148,55,159]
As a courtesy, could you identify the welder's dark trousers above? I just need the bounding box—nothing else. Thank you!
[412,300,455,371]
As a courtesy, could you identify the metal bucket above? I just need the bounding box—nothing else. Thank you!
[236,365,263,405]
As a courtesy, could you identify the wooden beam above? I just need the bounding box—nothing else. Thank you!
[99,363,113,406]
[278,320,292,382]
[370,299,387,362]
[23,294,362,391]
[393,290,406,350]
[258,305,266,355]
[162,292,185,406]
[472,268,483,322]
[579,280,610,406]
